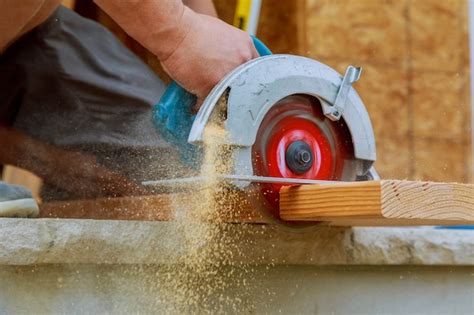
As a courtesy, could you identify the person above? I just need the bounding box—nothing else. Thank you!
[0,0,259,217]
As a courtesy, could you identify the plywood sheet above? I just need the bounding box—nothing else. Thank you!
[410,0,464,71]
[305,0,407,65]
[414,138,467,183]
[412,71,465,140]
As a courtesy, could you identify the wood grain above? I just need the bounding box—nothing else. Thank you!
[280,180,474,225]
[381,180,474,221]
[40,190,269,224]
[41,180,474,226]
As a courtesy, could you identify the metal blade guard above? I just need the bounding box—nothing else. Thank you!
[188,55,378,190]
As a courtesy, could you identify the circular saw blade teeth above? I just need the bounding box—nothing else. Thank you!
[251,94,357,214]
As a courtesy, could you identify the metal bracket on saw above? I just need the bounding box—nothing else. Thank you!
[321,66,362,121]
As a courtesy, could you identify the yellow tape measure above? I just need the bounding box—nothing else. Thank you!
[233,0,252,31]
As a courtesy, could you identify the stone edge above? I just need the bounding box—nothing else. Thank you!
[0,219,472,266]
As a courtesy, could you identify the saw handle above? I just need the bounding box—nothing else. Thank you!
[153,36,271,164]
[251,36,272,56]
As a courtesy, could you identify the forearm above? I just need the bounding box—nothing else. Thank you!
[94,0,194,60]
[96,0,258,104]
[0,0,60,52]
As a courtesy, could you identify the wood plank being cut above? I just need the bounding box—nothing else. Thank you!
[280,180,474,225]
[40,190,269,223]
[41,180,474,226]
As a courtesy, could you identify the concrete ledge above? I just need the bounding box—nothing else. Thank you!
[0,218,472,266]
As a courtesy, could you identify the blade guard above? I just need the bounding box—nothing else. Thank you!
[188,55,377,186]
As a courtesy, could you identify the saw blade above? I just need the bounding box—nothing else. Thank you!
[251,94,358,214]
[142,174,342,187]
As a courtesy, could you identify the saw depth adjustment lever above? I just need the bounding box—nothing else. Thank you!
[322,65,362,121]
[152,36,272,165]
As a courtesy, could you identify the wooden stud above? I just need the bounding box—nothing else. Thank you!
[280,180,474,225]
[41,180,474,226]
[40,190,269,224]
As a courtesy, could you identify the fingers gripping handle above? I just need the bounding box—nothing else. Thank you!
[153,36,271,164]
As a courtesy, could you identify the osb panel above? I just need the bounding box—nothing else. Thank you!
[459,0,470,71]
[410,0,464,71]
[462,70,473,143]
[464,84,473,183]
[412,70,466,140]
[321,60,409,141]
[356,64,409,140]
[414,138,467,183]
[305,0,407,65]
[375,136,411,179]
[257,0,301,54]
[468,142,473,183]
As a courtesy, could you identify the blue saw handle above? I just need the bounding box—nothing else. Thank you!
[252,36,272,56]
[153,36,271,165]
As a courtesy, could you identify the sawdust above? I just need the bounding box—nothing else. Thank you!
[155,122,268,313]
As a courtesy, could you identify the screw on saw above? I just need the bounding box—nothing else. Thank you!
[285,141,314,174]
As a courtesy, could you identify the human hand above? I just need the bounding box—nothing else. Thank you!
[94,1,259,109]
[160,7,259,109]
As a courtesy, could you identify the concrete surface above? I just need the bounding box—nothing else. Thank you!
[0,264,473,314]
[0,219,473,314]
[0,218,473,266]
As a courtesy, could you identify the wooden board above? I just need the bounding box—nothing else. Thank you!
[280,180,474,225]
[40,190,269,224]
[41,180,474,226]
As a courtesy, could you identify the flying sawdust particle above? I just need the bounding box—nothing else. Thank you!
[155,122,271,313]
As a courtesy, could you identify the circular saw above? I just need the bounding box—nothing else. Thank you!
[147,38,378,220]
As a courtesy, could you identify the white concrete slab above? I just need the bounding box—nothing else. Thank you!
[0,264,473,314]
[0,218,472,265]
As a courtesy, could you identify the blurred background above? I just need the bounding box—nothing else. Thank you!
[2,0,473,200]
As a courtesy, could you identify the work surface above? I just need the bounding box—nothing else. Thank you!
[40,180,474,226]
[0,218,473,266]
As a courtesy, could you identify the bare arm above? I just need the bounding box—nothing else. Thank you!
[94,0,258,106]
[0,0,60,52]
[93,0,189,61]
